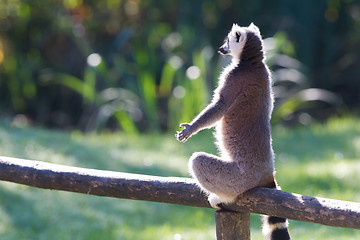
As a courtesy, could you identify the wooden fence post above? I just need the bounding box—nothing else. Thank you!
[215,210,250,240]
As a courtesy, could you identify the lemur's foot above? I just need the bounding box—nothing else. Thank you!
[208,193,225,209]
[208,193,236,209]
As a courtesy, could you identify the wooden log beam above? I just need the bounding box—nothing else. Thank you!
[0,156,359,229]
[231,187,360,230]
[0,156,210,208]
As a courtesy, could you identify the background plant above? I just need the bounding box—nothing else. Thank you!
[1,0,359,132]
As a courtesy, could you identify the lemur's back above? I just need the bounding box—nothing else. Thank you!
[215,64,274,179]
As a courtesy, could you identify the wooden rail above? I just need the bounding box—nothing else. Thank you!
[0,156,359,239]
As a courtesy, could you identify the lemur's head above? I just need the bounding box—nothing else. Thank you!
[218,23,262,60]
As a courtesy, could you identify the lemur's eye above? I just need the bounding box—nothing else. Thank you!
[235,32,241,42]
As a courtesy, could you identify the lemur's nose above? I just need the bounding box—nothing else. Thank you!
[218,46,228,55]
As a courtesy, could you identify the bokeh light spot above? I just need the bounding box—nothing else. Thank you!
[87,53,102,67]
[186,66,201,80]
[173,86,186,99]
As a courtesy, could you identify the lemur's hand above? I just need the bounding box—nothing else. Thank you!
[176,123,193,143]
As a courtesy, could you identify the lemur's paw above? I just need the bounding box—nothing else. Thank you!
[175,123,192,142]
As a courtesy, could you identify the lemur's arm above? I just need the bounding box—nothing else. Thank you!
[176,95,228,142]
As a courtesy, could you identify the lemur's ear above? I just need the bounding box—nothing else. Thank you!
[231,23,242,42]
[249,22,261,35]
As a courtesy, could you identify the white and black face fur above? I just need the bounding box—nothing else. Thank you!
[218,23,261,61]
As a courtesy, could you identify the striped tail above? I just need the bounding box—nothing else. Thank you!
[262,180,291,240]
[262,216,291,240]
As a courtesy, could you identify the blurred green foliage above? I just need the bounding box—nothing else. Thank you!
[1,0,360,132]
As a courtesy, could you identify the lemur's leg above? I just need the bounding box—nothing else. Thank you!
[189,152,248,208]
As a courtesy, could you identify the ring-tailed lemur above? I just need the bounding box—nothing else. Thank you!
[176,23,291,240]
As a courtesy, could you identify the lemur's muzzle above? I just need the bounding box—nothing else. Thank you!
[218,43,230,55]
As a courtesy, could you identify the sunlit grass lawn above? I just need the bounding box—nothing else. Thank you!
[0,117,359,239]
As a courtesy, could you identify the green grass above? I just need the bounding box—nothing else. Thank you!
[0,117,360,239]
